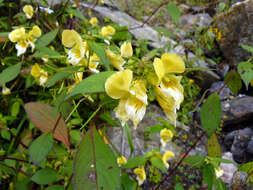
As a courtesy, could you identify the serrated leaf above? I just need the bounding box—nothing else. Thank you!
[36,29,58,48]
[241,44,253,54]
[121,156,146,169]
[150,157,167,172]
[238,61,253,90]
[123,123,134,155]
[183,156,205,168]
[206,133,221,157]
[87,41,112,70]
[167,3,181,23]
[31,168,61,185]
[0,63,21,86]
[66,71,115,99]
[73,127,120,190]
[200,93,221,136]
[24,102,70,148]
[224,71,242,96]
[29,132,53,165]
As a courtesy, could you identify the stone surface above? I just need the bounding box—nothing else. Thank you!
[209,81,233,100]
[214,0,253,66]
[222,96,253,127]
[179,13,212,30]
[220,152,238,184]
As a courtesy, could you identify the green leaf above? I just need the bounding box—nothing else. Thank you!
[31,168,61,185]
[206,133,221,157]
[73,127,120,190]
[11,101,20,117]
[212,157,235,165]
[123,123,134,155]
[224,71,242,96]
[237,61,253,89]
[0,63,21,86]
[24,102,70,148]
[167,3,181,23]
[214,178,226,190]
[45,185,64,190]
[29,132,53,165]
[121,172,138,190]
[0,32,9,37]
[66,71,115,99]
[218,2,226,12]
[202,164,214,190]
[33,46,62,59]
[241,44,253,54]
[150,157,167,172]
[238,161,253,173]
[183,156,205,168]
[87,41,112,70]
[200,93,221,136]
[45,67,81,87]
[99,111,119,127]
[67,8,86,22]
[36,29,58,48]
[154,26,174,38]
[175,183,184,190]
[121,156,146,169]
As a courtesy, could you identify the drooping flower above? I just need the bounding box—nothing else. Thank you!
[31,64,48,86]
[89,17,98,26]
[106,49,125,70]
[160,128,173,147]
[134,167,146,186]
[120,42,133,58]
[153,53,185,125]
[88,53,100,73]
[162,151,175,169]
[2,84,11,95]
[117,156,127,167]
[100,26,115,39]
[62,30,88,65]
[105,70,147,128]
[8,26,42,56]
[23,5,34,19]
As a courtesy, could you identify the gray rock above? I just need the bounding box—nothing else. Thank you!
[213,0,253,66]
[210,81,233,100]
[246,139,253,155]
[231,171,251,190]
[179,13,212,30]
[222,96,253,127]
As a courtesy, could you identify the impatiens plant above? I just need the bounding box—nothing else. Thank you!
[1,1,252,190]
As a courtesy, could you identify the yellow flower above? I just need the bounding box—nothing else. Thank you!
[62,30,82,48]
[106,49,125,70]
[8,28,26,43]
[134,167,146,186]
[153,53,185,82]
[31,64,48,86]
[120,42,133,58]
[23,5,34,19]
[160,128,173,147]
[89,53,100,73]
[162,151,175,169]
[214,167,224,178]
[29,25,42,38]
[89,17,98,26]
[117,156,127,167]
[74,71,83,83]
[2,84,11,95]
[105,70,147,128]
[100,26,115,39]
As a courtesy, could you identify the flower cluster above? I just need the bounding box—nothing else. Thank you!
[8,25,41,56]
[30,64,49,86]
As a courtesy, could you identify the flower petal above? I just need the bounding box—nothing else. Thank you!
[161,52,185,74]
[105,69,132,99]
[23,5,33,19]
[9,28,26,43]
[114,98,129,126]
[106,50,125,70]
[120,42,133,58]
[62,30,82,48]
[153,57,165,83]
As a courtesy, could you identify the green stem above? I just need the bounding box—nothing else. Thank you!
[80,105,102,130]
[65,98,84,123]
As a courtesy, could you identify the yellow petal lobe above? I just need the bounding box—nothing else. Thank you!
[23,5,34,19]
[120,42,133,58]
[62,30,82,48]
[161,52,185,74]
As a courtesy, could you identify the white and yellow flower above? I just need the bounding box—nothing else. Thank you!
[162,151,175,169]
[134,167,146,186]
[105,70,147,128]
[9,26,41,56]
[117,156,127,167]
[214,167,224,178]
[23,5,34,19]
[62,30,88,65]
[89,17,98,26]
[31,63,48,86]
[160,128,173,147]
[2,84,11,95]
[120,41,133,58]
[153,53,185,126]
[100,25,115,39]
[88,53,100,73]
[106,49,125,70]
